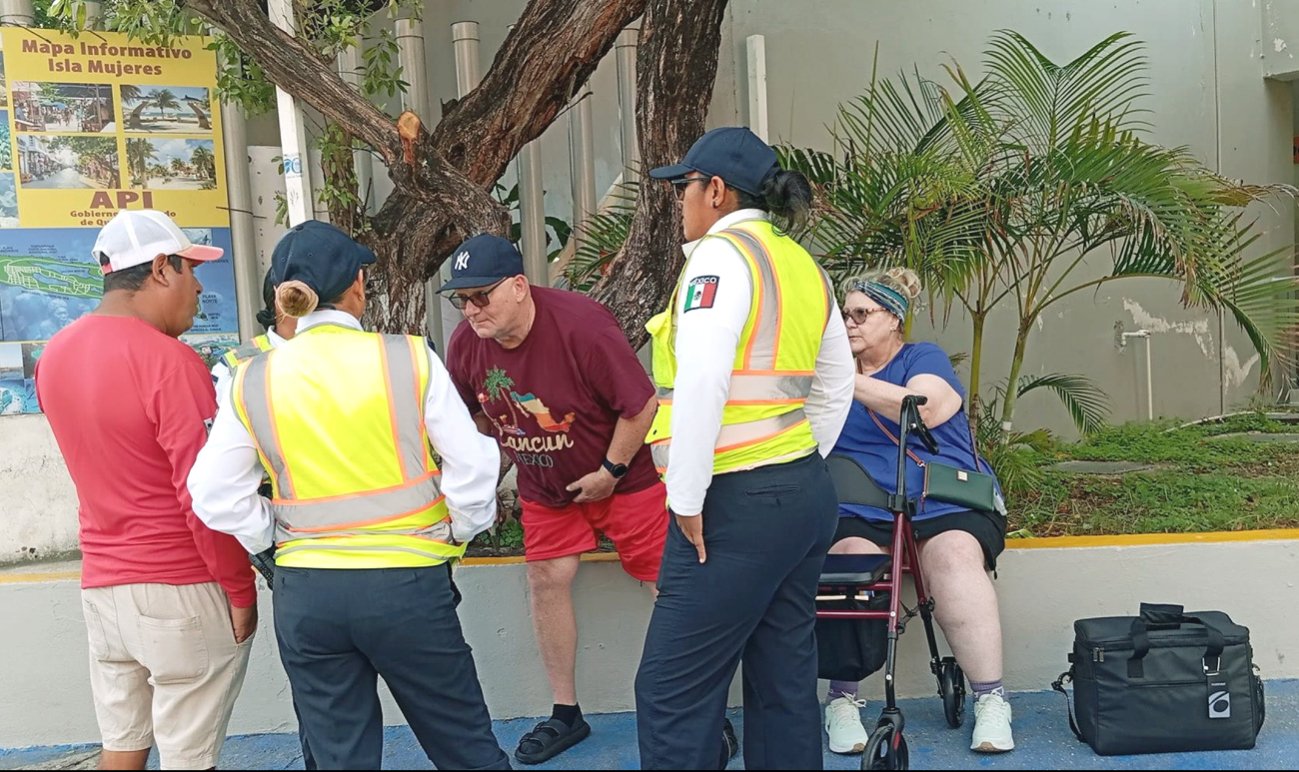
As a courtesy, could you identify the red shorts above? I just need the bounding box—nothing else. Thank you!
[520,482,669,582]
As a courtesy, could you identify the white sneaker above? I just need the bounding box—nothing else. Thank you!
[824,695,869,754]
[971,692,1015,752]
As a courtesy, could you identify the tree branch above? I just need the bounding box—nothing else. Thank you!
[431,0,648,183]
[590,0,731,347]
[183,0,402,165]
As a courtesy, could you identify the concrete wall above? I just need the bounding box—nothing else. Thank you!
[719,0,1296,433]
[4,535,1298,748]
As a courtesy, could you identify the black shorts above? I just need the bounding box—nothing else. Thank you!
[832,510,1007,571]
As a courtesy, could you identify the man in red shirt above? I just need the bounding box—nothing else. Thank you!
[35,210,257,771]
[444,234,668,764]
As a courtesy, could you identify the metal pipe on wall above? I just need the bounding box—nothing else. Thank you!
[507,23,547,286]
[0,0,33,25]
[569,86,597,256]
[443,21,486,350]
[517,143,547,285]
[220,99,262,341]
[615,28,640,182]
[746,34,769,142]
[394,13,442,344]
[335,45,374,215]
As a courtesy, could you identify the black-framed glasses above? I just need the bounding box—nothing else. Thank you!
[842,307,893,325]
[670,176,708,200]
[447,277,510,310]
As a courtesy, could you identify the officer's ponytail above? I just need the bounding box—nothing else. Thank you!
[736,168,813,234]
[276,280,319,318]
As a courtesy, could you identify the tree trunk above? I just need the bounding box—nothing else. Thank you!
[967,309,986,441]
[185,0,650,333]
[998,323,1032,441]
[589,0,732,348]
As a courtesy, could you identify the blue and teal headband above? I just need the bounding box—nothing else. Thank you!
[852,280,910,320]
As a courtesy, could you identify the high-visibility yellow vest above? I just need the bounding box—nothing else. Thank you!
[220,333,273,370]
[645,219,834,477]
[231,324,464,569]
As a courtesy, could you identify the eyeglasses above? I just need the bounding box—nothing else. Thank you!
[842,307,894,325]
[670,176,708,200]
[448,277,511,310]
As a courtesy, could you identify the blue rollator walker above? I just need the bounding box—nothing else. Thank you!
[816,395,966,771]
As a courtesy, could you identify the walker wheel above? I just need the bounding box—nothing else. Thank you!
[861,723,909,770]
[938,657,966,728]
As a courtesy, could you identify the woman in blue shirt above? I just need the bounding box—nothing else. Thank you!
[822,268,1014,757]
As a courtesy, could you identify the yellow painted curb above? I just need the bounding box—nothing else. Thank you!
[1007,528,1299,549]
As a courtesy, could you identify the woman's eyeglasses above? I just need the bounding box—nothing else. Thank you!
[670,176,708,200]
[447,277,510,310]
[842,307,893,325]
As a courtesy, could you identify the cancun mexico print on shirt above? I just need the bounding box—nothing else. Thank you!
[477,365,578,468]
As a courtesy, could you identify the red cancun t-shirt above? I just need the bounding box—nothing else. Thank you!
[447,286,658,508]
[35,315,255,607]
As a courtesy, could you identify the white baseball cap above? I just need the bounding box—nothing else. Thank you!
[92,209,224,275]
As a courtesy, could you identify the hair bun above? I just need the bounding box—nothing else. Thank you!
[275,280,319,318]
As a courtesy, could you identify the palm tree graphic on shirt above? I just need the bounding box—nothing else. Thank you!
[479,366,577,434]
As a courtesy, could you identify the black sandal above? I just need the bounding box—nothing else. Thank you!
[514,716,592,765]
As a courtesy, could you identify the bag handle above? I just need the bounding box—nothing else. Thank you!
[1051,669,1086,744]
[868,408,925,468]
[1127,613,1227,678]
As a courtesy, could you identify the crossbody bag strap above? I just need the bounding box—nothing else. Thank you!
[867,408,925,467]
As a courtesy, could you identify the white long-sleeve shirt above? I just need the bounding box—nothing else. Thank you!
[189,309,500,553]
[667,209,855,516]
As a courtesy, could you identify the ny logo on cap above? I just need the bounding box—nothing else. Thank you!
[454,251,470,271]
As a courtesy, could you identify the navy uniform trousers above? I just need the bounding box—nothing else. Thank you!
[635,452,838,770]
[274,563,511,770]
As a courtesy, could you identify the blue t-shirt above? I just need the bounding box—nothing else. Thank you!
[833,342,1000,522]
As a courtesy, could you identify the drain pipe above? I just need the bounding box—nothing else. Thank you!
[1119,328,1154,421]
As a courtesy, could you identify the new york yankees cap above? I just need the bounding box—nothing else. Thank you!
[438,233,525,292]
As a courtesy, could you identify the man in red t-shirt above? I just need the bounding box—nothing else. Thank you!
[34,210,257,771]
[444,234,667,764]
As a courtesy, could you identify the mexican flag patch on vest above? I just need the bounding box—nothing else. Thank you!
[684,275,719,312]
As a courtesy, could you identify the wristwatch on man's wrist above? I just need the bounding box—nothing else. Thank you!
[601,457,629,479]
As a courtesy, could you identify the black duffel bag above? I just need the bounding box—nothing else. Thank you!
[1053,602,1265,756]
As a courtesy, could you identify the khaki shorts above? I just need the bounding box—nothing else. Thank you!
[81,582,253,769]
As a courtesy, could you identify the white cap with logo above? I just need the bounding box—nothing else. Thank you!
[92,209,224,275]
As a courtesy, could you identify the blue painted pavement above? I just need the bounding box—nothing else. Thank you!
[5,680,1297,769]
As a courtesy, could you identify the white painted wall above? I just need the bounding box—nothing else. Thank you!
[4,537,1298,748]
[0,415,78,563]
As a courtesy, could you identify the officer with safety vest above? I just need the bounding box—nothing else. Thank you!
[633,127,856,770]
[189,221,510,770]
[210,267,296,398]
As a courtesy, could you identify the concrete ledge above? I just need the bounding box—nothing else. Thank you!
[5,533,1298,747]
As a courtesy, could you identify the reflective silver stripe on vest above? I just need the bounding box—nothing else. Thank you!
[224,341,263,368]
[240,332,445,538]
[721,228,782,368]
[652,408,809,470]
[380,334,429,482]
[728,372,814,402]
[275,515,451,546]
[657,374,811,406]
[240,354,294,498]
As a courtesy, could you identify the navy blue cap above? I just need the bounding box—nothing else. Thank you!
[270,220,376,303]
[438,234,525,292]
[648,126,779,195]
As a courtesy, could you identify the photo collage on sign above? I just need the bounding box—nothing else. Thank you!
[0,30,238,414]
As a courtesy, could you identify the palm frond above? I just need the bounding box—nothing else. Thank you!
[1016,372,1110,436]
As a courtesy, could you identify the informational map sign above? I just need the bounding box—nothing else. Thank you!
[0,28,236,414]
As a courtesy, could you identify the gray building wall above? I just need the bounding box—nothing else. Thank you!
[3,0,1297,563]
